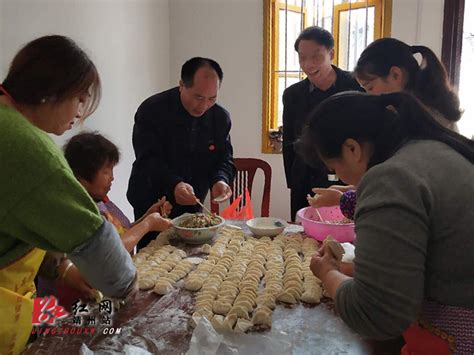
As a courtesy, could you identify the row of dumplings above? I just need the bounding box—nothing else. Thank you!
[190,236,276,332]
[133,243,194,292]
[184,227,238,291]
[189,232,324,333]
[136,226,325,334]
[301,237,324,303]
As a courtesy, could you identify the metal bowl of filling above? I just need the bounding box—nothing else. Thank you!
[171,213,225,244]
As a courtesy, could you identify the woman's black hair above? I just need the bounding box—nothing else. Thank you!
[2,35,101,118]
[64,132,120,182]
[297,91,474,170]
[355,38,461,122]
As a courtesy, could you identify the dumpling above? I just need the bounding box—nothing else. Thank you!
[252,306,272,327]
[213,301,232,315]
[138,278,155,290]
[173,249,187,258]
[277,290,297,304]
[228,305,250,319]
[201,244,212,254]
[211,314,226,332]
[300,286,322,304]
[222,314,238,332]
[256,296,276,310]
[184,277,203,291]
[234,318,253,333]
[233,299,253,312]
[324,236,345,262]
[153,280,174,295]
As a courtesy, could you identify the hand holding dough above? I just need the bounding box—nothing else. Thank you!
[323,236,345,262]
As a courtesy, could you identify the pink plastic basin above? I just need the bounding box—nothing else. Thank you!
[296,206,355,243]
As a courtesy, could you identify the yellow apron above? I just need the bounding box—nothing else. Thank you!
[0,248,46,355]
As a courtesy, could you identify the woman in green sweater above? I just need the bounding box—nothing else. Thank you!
[0,35,136,354]
[299,91,474,354]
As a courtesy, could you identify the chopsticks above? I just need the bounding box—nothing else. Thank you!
[159,204,168,218]
[307,193,326,223]
[195,199,213,215]
[315,209,326,223]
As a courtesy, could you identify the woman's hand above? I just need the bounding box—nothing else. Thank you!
[310,245,352,299]
[58,261,95,299]
[310,245,339,280]
[145,196,172,218]
[121,212,172,252]
[307,188,343,208]
[339,262,355,277]
[143,212,172,232]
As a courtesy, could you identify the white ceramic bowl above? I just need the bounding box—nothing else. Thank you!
[171,213,226,244]
[246,217,287,237]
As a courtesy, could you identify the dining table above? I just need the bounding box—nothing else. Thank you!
[24,220,404,355]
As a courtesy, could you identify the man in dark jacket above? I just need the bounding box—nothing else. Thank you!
[282,26,362,221]
[127,57,236,247]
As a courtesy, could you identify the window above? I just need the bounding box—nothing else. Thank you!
[262,0,392,153]
[458,1,474,138]
[442,0,473,138]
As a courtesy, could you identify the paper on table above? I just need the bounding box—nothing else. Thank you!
[80,344,152,355]
[341,242,355,263]
[187,304,370,354]
[187,318,292,355]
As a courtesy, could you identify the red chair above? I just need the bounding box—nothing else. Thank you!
[211,158,272,217]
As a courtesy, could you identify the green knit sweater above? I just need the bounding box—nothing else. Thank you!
[0,104,103,267]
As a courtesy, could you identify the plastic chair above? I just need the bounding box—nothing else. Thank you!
[211,158,272,217]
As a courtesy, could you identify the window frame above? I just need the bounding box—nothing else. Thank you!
[441,0,465,89]
[333,0,383,67]
[261,0,392,154]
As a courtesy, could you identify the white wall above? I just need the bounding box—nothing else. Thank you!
[1,0,446,221]
[0,0,170,218]
[392,0,444,56]
[168,0,446,221]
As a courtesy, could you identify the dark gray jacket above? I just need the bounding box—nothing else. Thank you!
[336,140,474,340]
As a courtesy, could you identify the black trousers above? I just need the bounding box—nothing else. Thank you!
[290,163,343,222]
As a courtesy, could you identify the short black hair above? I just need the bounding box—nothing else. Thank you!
[294,26,334,52]
[181,57,223,87]
[64,132,120,182]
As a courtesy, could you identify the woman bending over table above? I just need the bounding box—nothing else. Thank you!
[299,91,474,354]
[0,35,136,354]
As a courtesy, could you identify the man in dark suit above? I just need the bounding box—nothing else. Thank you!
[282,26,361,221]
[127,57,236,247]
